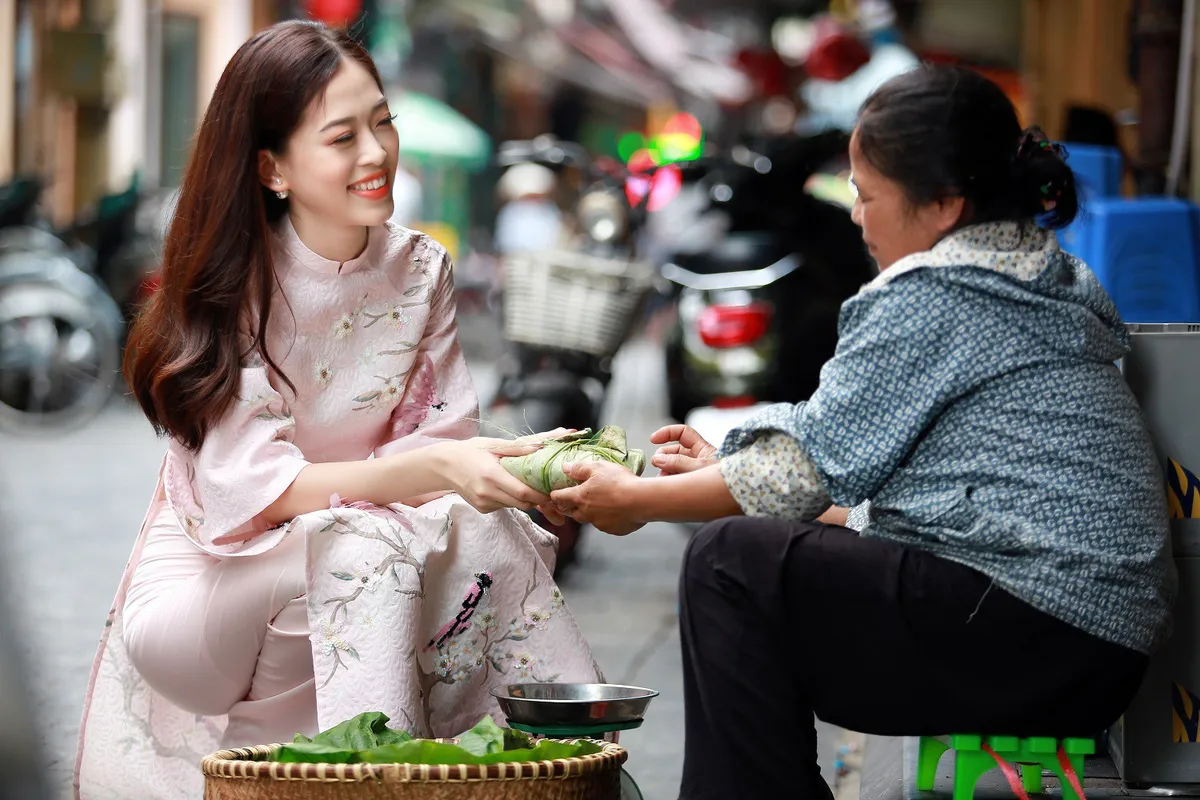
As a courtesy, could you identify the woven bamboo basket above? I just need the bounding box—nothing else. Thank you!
[201,741,627,800]
[500,249,656,358]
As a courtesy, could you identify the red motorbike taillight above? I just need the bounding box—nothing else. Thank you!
[697,303,772,349]
[712,395,758,409]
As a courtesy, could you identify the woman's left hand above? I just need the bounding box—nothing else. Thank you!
[550,461,645,536]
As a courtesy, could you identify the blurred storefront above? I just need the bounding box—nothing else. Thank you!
[0,0,1194,227]
[0,0,274,224]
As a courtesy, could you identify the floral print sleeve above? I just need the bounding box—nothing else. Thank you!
[719,431,831,520]
[162,365,311,555]
[375,238,479,457]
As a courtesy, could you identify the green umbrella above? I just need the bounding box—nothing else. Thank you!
[393,91,492,172]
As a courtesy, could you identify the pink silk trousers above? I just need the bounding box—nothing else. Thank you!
[121,501,318,747]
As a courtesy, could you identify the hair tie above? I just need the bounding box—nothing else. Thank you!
[1016,126,1067,212]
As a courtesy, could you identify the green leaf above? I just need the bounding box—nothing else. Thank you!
[273,741,362,763]
[503,728,533,752]
[375,726,415,746]
[353,391,382,403]
[331,571,355,581]
[523,739,603,761]
[455,716,505,757]
[311,711,409,751]
[272,713,596,766]
[358,740,477,765]
[355,737,602,765]
[403,284,426,296]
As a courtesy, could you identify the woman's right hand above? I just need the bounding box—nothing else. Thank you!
[430,432,566,513]
[649,425,719,475]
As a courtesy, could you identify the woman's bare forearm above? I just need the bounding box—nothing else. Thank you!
[262,447,451,525]
[817,505,849,526]
[626,465,743,524]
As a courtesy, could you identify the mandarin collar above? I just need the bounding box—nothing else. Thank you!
[276,214,381,276]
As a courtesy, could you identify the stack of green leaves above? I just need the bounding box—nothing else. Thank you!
[500,426,645,495]
[272,712,602,765]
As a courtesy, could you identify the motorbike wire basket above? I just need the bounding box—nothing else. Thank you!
[500,249,657,358]
[201,740,627,800]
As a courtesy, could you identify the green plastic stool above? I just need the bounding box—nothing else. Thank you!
[916,735,1094,800]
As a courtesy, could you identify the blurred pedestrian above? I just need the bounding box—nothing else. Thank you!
[494,162,563,255]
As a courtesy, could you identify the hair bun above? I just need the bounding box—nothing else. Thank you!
[1012,125,1078,229]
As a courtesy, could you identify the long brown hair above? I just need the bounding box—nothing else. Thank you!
[124,21,384,450]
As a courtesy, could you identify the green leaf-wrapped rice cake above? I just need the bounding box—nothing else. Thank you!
[500,426,645,494]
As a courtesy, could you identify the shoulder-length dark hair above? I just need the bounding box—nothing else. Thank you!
[124,21,384,450]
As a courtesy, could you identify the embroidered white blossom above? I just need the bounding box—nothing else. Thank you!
[525,607,549,628]
[350,565,384,593]
[357,346,377,367]
[514,652,537,679]
[549,588,564,611]
[332,313,355,339]
[313,360,334,388]
[311,620,351,657]
[477,610,499,631]
[384,306,411,328]
[435,652,456,677]
[355,609,380,630]
[379,380,403,408]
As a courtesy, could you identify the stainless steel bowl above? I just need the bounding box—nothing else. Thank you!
[492,683,659,727]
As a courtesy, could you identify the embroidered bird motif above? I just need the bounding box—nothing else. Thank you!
[425,571,493,652]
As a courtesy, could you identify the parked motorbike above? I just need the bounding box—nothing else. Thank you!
[484,136,658,572]
[0,179,124,433]
[658,131,875,424]
[57,176,164,348]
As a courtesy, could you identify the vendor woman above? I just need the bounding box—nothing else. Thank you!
[546,64,1175,800]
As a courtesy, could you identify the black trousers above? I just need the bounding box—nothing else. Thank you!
[677,518,1149,800]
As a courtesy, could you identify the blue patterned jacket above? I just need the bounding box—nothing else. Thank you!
[720,222,1176,654]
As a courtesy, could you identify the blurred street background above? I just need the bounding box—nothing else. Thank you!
[4,0,1200,798]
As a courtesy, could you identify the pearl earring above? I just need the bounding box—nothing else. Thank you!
[276,190,289,199]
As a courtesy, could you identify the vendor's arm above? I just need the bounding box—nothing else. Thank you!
[550,460,739,535]
[717,271,988,510]
[554,271,986,533]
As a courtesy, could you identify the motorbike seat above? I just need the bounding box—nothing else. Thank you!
[670,234,791,275]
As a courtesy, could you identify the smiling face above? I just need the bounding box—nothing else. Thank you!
[848,128,963,271]
[259,57,399,254]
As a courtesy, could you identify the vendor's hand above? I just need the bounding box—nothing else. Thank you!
[550,461,645,536]
[649,424,719,475]
[433,437,555,513]
[537,503,569,527]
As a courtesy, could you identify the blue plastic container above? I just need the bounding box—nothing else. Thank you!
[1061,197,1200,323]
[1058,143,1122,261]
[1064,143,1123,200]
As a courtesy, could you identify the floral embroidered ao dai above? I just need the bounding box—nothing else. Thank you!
[75,219,601,799]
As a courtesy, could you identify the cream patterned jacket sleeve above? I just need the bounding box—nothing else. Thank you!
[719,431,831,520]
